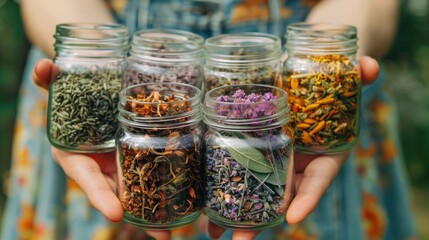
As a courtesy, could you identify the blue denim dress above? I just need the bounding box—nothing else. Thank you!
[1,1,415,239]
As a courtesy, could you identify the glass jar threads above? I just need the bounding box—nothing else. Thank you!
[123,29,204,89]
[116,83,204,229]
[283,23,361,154]
[47,23,128,153]
[204,33,283,92]
[203,84,294,230]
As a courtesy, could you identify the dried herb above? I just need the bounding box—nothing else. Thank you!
[284,54,360,151]
[204,89,291,227]
[205,64,279,92]
[123,44,203,89]
[205,142,289,225]
[48,68,121,147]
[119,88,204,225]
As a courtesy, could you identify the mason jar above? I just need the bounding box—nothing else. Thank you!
[47,23,128,153]
[123,29,204,90]
[203,84,294,230]
[204,33,283,93]
[116,83,204,229]
[283,23,361,154]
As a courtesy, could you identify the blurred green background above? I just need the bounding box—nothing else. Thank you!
[0,0,428,238]
[383,0,429,238]
[0,0,30,227]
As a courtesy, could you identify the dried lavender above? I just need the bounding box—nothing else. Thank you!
[204,89,292,228]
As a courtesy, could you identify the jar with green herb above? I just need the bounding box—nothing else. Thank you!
[47,23,128,153]
[116,82,204,229]
[123,29,204,90]
[283,23,361,154]
[203,33,283,93]
[203,84,294,230]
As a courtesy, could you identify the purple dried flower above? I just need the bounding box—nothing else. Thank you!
[232,89,246,99]
[254,202,263,210]
[215,89,278,121]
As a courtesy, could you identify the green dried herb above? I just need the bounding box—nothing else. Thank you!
[48,68,121,148]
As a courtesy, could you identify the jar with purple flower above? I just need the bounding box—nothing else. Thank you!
[123,29,204,90]
[203,84,294,229]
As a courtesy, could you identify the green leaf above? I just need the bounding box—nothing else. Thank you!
[224,137,274,173]
[251,171,286,186]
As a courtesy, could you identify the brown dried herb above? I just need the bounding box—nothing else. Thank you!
[118,89,204,225]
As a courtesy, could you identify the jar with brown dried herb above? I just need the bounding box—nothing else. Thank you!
[203,84,294,230]
[283,23,361,154]
[47,23,128,153]
[116,83,204,229]
[204,33,283,93]
[123,29,204,90]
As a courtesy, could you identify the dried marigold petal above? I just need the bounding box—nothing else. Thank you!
[309,120,325,135]
[296,123,311,129]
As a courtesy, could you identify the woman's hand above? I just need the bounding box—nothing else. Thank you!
[33,56,379,240]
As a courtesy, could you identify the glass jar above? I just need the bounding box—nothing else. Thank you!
[283,23,361,154]
[204,33,283,93]
[47,23,128,153]
[123,29,204,90]
[203,84,294,230]
[116,83,204,229]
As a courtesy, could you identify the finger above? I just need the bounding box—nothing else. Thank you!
[207,221,226,239]
[286,152,350,224]
[32,59,60,90]
[359,56,379,85]
[145,230,171,240]
[232,230,261,240]
[51,148,123,222]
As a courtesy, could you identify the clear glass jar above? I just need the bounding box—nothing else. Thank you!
[47,23,128,153]
[116,83,204,229]
[123,29,204,90]
[204,33,283,92]
[283,23,361,154]
[203,84,294,230]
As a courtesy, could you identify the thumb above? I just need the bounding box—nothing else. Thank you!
[33,59,59,90]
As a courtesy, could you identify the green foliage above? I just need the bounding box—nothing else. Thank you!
[384,1,429,187]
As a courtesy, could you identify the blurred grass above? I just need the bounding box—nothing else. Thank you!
[411,187,429,239]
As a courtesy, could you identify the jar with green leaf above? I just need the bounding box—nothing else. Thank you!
[202,84,294,229]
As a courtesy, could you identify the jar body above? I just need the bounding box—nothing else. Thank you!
[203,84,294,230]
[116,83,204,229]
[204,33,283,92]
[116,123,204,229]
[47,23,128,153]
[123,29,204,89]
[283,23,361,154]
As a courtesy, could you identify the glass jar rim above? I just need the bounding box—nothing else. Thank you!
[203,84,290,130]
[120,82,201,106]
[285,22,358,55]
[204,32,282,63]
[118,82,202,125]
[54,23,129,53]
[130,29,204,61]
[204,84,288,106]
